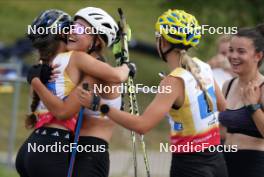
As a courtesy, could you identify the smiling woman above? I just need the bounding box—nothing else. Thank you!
[219,23,264,177]
[228,36,262,74]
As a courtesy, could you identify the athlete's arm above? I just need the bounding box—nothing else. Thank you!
[99,76,182,134]
[31,78,82,119]
[72,51,129,83]
[245,84,264,137]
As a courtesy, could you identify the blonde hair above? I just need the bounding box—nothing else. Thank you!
[217,34,231,46]
[179,50,214,112]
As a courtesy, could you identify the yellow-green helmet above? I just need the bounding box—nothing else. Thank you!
[155,9,201,47]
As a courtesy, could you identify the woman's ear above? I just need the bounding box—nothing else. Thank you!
[255,51,264,64]
[95,36,107,49]
[93,37,100,48]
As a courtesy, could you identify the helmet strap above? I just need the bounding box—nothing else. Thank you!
[158,38,176,62]
[87,35,98,54]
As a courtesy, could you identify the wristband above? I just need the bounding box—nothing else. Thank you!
[100,104,110,114]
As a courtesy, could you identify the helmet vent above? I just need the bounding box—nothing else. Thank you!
[186,33,194,41]
[167,17,175,23]
[89,13,103,16]
[168,33,182,40]
[102,23,111,29]
[171,13,179,19]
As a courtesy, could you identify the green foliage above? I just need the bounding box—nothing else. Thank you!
[1,0,263,58]
[0,165,18,177]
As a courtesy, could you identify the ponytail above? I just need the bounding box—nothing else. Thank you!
[25,92,39,129]
[179,50,214,112]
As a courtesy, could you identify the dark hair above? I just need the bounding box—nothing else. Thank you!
[25,34,61,129]
[235,24,264,67]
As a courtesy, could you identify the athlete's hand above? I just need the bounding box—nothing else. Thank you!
[49,63,61,82]
[123,62,136,78]
[27,64,52,84]
[77,86,93,108]
[240,81,261,105]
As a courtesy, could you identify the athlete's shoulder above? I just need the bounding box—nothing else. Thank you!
[160,75,184,95]
[70,51,94,63]
[169,67,187,77]
[70,50,86,58]
[162,75,183,85]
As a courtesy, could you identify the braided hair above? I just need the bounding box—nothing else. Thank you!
[179,50,214,112]
[25,35,61,129]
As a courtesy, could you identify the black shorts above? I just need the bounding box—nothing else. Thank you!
[224,150,264,177]
[72,136,109,177]
[15,127,72,177]
[170,151,228,177]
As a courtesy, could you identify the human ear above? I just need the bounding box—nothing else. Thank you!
[255,51,263,63]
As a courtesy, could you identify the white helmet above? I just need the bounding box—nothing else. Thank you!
[74,7,119,47]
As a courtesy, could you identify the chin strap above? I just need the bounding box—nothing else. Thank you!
[87,35,97,54]
[158,38,178,62]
